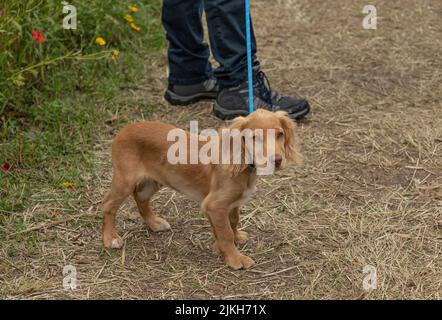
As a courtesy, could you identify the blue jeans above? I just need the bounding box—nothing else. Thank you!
[162,0,259,87]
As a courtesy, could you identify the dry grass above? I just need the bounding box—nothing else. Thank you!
[1,0,441,299]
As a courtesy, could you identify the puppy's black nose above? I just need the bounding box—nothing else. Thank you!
[270,154,283,168]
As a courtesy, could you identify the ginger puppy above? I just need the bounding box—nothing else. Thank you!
[102,109,302,269]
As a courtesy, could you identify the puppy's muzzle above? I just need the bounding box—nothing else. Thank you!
[269,154,283,169]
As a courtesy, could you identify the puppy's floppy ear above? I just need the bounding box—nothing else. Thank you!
[226,116,249,176]
[276,111,303,165]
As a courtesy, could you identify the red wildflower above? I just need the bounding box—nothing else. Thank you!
[2,162,12,172]
[32,30,45,43]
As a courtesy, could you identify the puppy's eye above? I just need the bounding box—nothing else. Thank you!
[277,132,284,139]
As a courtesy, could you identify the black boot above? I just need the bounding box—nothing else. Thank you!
[213,71,310,120]
[164,78,219,106]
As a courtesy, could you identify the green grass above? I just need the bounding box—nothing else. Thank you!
[0,0,165,215]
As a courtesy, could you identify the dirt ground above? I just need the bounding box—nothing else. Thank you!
[1,0,441,299]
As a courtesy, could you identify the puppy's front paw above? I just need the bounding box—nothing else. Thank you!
[234,230,249,244]
[147,216,171,232]
[225,253,255,270]
[103,233,123,249]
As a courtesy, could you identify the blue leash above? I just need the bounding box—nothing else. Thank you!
[245,0,254,114]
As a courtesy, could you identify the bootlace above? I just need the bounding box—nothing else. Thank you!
[255,71,281,111]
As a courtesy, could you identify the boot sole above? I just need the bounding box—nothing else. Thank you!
[213,101,311,120]
[164,90,218,106]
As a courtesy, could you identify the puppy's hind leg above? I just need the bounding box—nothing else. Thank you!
[133,178,171,232]
[102,173,135,249]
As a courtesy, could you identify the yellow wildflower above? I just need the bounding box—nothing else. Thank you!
[124,14,134,23]
[130,22,141,32]
[112,50,120,58]
[95,37,106,46]
[62,182,78,188]
[128,5,139,12]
